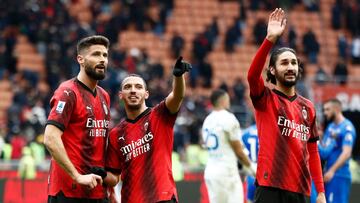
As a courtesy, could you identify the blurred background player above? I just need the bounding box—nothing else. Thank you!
[247,8,326,203]
[317,98,356,203]
[241,124,259,203]
[105,57,191,203]
[202,89,256,203]
[44,35,111,202]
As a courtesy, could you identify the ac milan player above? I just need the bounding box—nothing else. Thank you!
[44,35,111,202]
[247,8,326,203]
[105,57,191,203]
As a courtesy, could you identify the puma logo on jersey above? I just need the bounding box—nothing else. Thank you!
[64,90,71,96]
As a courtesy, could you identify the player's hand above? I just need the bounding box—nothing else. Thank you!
[173,56,192,77]
[323,169,335,182]
[316,192,326,203]
[89,166,107,179]
[243,162,257,177]
[75,174,103,189]
[266,8,287,43]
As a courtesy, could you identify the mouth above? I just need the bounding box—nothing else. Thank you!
[128,96,138,101]
[95,64,106,70]
[285,73,296,79]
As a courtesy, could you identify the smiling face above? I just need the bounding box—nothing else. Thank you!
[78,44,108,80]
[272,51,299,87]
[120,76,149,110]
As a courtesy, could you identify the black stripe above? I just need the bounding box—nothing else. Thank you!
[272,89,297,102]
[308,136,319,143]
[140,118,157,202]
[126,107,151,123]
[46,120,65,132]
[269,98,291,187]
[75,78,97,97]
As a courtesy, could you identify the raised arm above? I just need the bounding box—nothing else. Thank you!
[165,56,192,113]
[247,8,287,98]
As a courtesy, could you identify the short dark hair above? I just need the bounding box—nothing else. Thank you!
[266,47,303,84]
[324,98,342,107]
[77,35,109,54]
[121,74,147,90]
[210,89,227,106]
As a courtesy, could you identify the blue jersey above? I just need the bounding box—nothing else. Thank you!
[242,124,259,163]
[319,118,356,179]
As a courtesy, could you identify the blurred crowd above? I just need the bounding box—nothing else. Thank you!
[0,0,360,173]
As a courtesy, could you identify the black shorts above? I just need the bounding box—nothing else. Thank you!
[48,191,108,203]
[254,186,309,203]
[157,195,177,203]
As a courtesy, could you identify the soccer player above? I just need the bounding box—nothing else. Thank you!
[247,8,326,203]
[44,35,111,202]
[105,57,191,203]
[319,98,356,203]
[241,124,259,203]
[201,89,256,203]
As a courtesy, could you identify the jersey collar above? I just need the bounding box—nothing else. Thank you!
[75,78,97,97]
[272,89,297,102]
[126,107,152,123]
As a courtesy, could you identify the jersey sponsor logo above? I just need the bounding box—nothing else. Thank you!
[86,118,110,137]
[121,132,154,161]
[277,116,310,141]
[56,101,66,113]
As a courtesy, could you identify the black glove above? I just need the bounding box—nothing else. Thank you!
[173,56,192,77]
[89,166,107,179]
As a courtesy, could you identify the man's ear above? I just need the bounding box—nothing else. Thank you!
[269,66,275,75]
[119,91,123,100]
[77,55,84,65]
[144,90,149,99]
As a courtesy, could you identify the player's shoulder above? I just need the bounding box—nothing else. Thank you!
[57,78,76,90]
[297,95,315,107]
[343,119,356,132]
[54,79,77,97]
[96,85,110,97]
[111,119,127,133]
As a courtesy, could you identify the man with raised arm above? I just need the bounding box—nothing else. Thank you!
[247,8,326,203]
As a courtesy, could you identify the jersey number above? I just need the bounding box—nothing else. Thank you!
[247,137,257,162]
[204,128,219,151]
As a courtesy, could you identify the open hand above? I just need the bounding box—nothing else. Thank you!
[266,8,287,43]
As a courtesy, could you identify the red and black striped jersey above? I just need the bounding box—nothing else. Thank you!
[248,39,319,196]
[47,78,111,198]
[106,101,178,203]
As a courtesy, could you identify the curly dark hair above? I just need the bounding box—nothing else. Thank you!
[266,47,303,85]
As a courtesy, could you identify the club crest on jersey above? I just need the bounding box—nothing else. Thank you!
[56,101,66,113]
[302,106,308,120]
[144,121,149,131]
[102,102,108,115]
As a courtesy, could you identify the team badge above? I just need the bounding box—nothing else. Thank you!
[144,121,149,131]
[56,101,66,113]
[345,133,353,142]
[102,102,108,115]
[302,106,308,120]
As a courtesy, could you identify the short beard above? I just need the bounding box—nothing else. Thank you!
[275,72,299,87]
[326,113,336,122]
[84,62,106,80]
[127,103,142,111]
